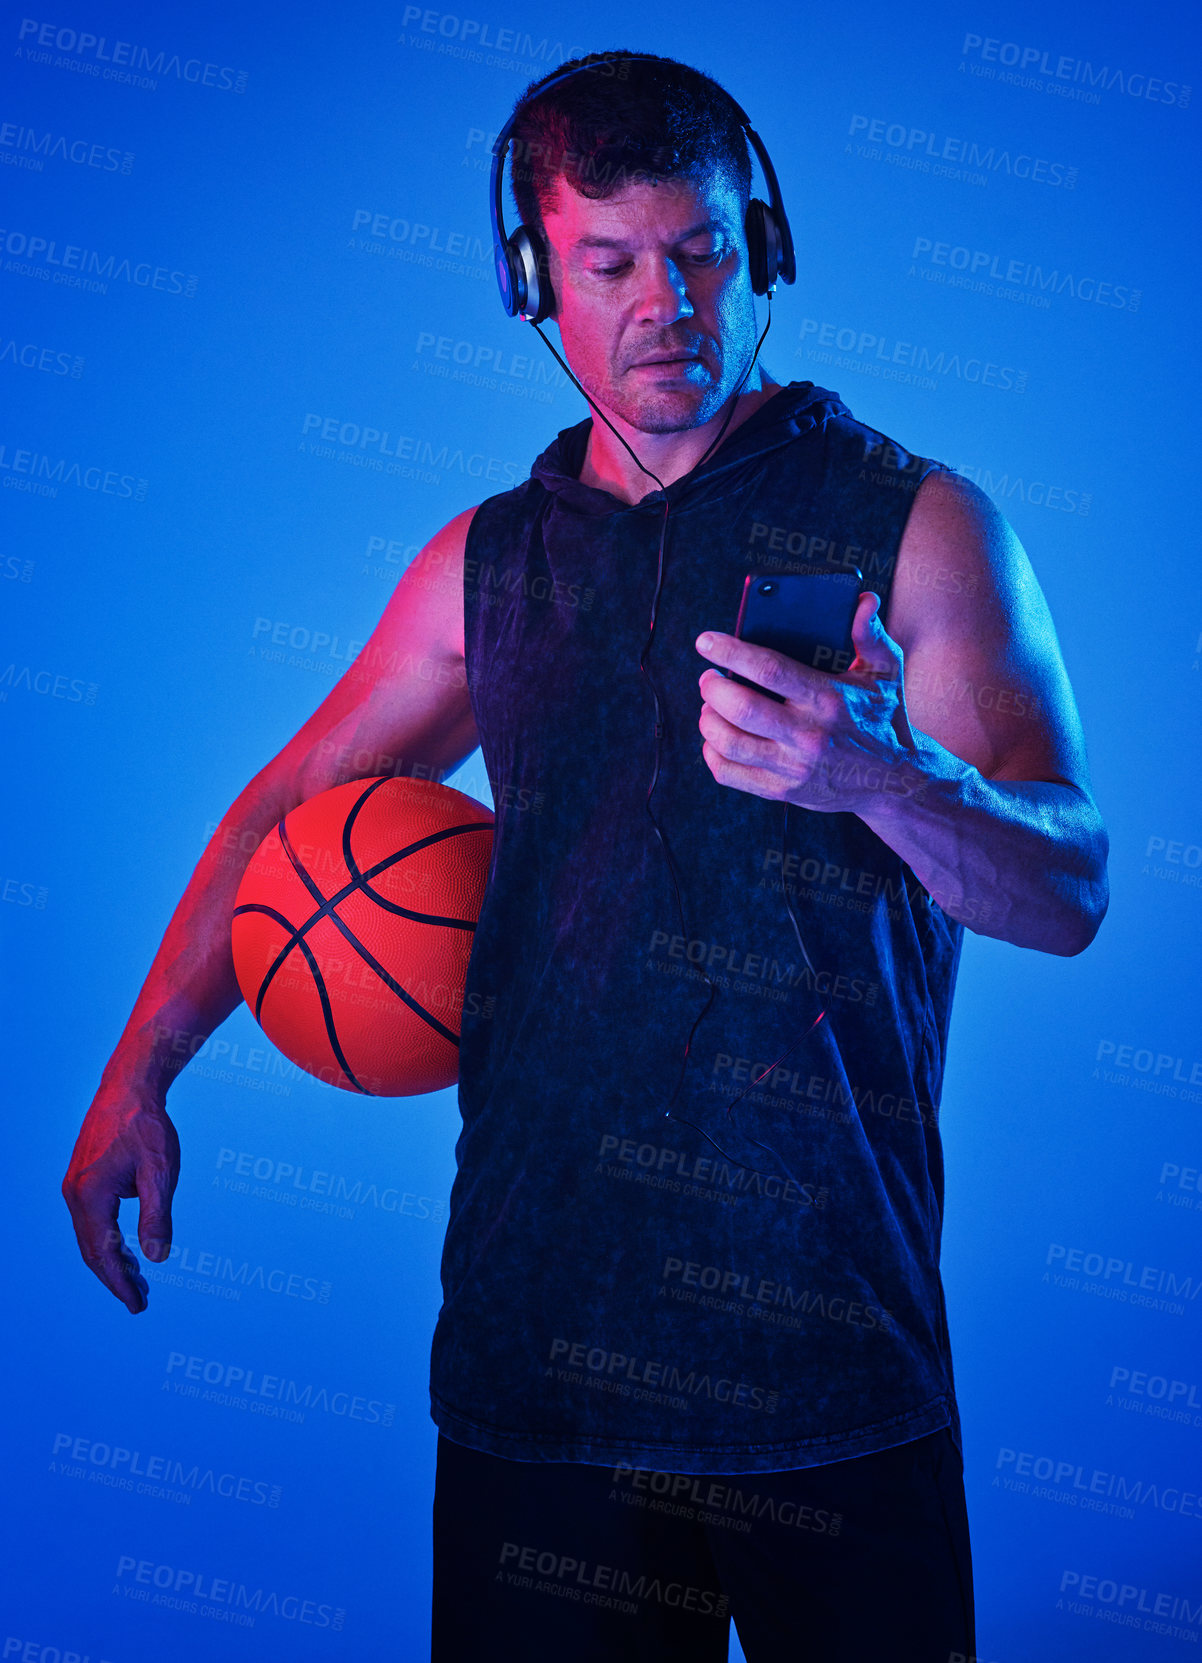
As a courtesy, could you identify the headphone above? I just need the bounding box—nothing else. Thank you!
[489,55,796,324]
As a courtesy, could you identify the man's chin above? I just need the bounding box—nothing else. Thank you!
[612,381,725,434]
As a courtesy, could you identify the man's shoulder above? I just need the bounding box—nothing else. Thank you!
[900,467,1009,551]
[888,463,1029,658]
[461,472,548,543]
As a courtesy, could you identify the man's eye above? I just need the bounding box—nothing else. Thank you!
[588,250,720,277]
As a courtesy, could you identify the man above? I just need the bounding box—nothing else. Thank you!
[63,50,1108,1663]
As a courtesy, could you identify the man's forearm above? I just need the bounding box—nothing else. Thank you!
[853,731,1109,955]
[98,772,300,1099]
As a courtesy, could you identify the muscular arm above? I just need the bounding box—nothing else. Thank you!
[63,504,478,1310]
[696,471,1109,955]
[863,470,1108,951]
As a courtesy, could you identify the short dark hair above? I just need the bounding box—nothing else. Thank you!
[506,51,753,243]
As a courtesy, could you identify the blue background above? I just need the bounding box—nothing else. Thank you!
[3,0,1199,1657]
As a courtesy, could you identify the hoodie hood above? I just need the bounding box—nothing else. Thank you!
[529,378,848,517]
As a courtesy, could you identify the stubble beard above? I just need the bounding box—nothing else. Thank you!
[604,363,740,436]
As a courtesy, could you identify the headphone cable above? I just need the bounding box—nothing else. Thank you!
[527,302,827,1181]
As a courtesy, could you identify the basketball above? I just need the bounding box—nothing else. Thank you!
[230,775,494,1096]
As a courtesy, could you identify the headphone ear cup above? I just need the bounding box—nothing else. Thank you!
[744,197,780,296]
[497,245,521,317]
[510,225,555,323]
[497,238,524,318]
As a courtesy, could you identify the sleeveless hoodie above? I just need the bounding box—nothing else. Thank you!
[429,379,965,1473]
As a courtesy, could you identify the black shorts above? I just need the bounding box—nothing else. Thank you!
[432,1425,976,1661]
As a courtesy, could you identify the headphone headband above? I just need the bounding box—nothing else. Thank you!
[490,55,795,321]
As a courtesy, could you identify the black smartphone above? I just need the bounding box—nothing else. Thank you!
[716,568,864,703]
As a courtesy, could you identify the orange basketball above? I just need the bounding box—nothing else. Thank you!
[230,776,494,1096]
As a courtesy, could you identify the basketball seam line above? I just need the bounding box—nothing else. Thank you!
[282,817,463,1050]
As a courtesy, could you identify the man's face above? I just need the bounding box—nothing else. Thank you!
[540,164,758,434]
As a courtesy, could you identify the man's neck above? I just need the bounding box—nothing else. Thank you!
[576,370,782,504]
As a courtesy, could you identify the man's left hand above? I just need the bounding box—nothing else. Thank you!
[695,592,928,814]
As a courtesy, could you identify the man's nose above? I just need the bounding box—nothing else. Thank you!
[634,258,695,326]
